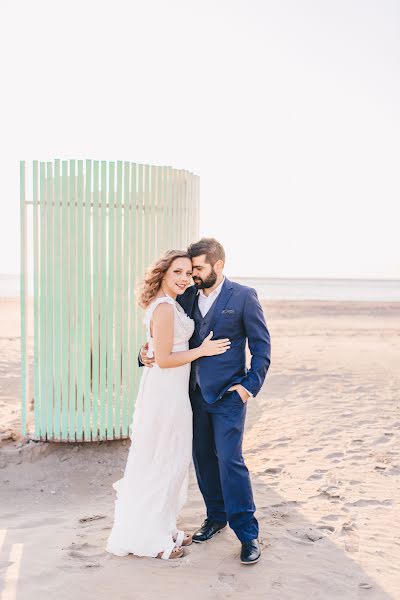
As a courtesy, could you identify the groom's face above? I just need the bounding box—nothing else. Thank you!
[191,254,218,289]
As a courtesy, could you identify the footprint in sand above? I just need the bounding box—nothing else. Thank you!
[286,526,334,544]
[318,485,342,501]
[341,521,360,553]
[345,499,392,508]
[271,500,304,510]
[213,573,244,597]
[61,541,105,570]
[373,433,395,445]
[325,452,344,460]
[269,511,290,525]
[387,466,400,476]
[307,472,325,480]
[264,467,282,475]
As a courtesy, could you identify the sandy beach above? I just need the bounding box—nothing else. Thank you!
[0,298,399,599]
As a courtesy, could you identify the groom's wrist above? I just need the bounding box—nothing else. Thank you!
[241,385,253,398]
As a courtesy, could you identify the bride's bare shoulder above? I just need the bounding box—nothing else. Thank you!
[150,297,175,319]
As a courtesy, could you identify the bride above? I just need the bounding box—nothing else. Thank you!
[106,250,230,560]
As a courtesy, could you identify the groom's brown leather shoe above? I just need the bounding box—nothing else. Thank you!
[192,518,227,543]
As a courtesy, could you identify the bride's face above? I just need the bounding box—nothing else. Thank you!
[163,257,193,297]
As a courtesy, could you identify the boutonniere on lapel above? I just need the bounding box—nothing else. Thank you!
[222,309,235,315]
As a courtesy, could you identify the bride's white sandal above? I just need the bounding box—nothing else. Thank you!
[157,546,184,560]
[156,536,184,560]
[173,530,192,547]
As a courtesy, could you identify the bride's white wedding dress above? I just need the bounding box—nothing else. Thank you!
[106,296,195,559]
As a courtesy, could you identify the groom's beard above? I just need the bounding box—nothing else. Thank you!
[193,268,218,290]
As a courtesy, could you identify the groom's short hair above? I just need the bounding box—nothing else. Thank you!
[187,237,225,266]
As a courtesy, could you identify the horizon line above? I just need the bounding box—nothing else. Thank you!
[1,273,399,282]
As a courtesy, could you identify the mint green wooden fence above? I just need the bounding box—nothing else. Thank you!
[20,160,200,442]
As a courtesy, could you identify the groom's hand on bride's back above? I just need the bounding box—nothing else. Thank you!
[140,343,155,368]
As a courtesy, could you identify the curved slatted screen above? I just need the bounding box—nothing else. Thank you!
[20,159,200,441]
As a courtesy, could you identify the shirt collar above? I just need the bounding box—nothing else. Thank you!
[197,276,225,299]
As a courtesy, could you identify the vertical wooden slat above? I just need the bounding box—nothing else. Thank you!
[185,172,191,249]
[133,163,144,400]
[192,174,196,241]
[138,162,144,276]
[151,165,157,261]
[92,161,100,440]
[99,162,107,440]
[170,169,177,249]
[156,166,163,256]
[191,174,196,241]
[128,163,137,424]
[180,170,186,249]
[161,167,168,252]
[178,170,184,250]
[191,174,197,241]
[160,166,166,253]
[20,162,28,436]
[75,160,84,441]
[196,175,200,238]
[143,164,151,269]
[61,161,69,440]
[84,160,92,440]
[121,161,131,437]
[68,160,77,440]
[32,161,40,438]
[188,173,193,247]
[107,162,116,439]
[114,161,123,437]
[53,160,62,439]
[162,167,170,254]
[45,162,54,439]
[182,170,188,249]
[169,167,174,249]
[39,163,47,439]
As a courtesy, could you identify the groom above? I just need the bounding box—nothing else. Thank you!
[141,238,271,564]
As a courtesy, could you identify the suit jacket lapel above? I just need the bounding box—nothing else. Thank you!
[177,285,197,317]
[186,286,197,317]
[207,278,234,334]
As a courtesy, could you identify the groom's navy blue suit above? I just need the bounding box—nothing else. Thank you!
[177,278,271,542]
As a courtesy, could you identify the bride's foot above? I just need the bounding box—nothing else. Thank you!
[173,531,193,547]
[157,546,184,560]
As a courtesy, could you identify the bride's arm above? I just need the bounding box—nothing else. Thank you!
[152,303,230,368]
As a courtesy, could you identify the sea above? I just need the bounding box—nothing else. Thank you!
[1,274,399,302]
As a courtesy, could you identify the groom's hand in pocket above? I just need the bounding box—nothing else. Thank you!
[228,384,250,403]
[140,343,155,368]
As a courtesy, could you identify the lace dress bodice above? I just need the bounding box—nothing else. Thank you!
[144,296,195,358]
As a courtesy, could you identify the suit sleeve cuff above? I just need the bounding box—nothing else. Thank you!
[241,386,253,398]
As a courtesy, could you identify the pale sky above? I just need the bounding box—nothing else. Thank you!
[1,0,399,278]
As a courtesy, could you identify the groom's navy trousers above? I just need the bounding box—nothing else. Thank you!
[190,385,257,540]
[178,278,271,542]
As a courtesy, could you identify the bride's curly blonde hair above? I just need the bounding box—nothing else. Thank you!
[136,249,191,308]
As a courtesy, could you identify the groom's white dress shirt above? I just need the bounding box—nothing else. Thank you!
[197,277,225,318]
[197,277,252,398]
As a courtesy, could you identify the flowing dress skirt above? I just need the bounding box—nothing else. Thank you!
[106,358,192,558]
